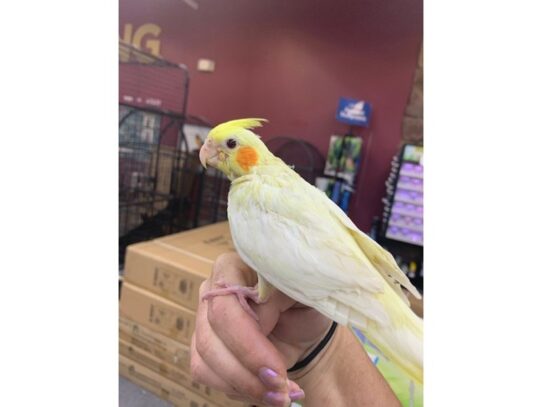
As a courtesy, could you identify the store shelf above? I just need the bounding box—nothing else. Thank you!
[391,207,423,219]
[380,145,423,292]
[388,221,423,232]
[393,196,424,206]
[396,182,423,192]
[385,231,423,246]
[399,170,423,179]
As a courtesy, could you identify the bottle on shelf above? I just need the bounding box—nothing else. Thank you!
[408,261,417,279]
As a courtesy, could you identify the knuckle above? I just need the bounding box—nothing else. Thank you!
[189,351,211,387]
[189,341,201,380]
[212,253,231,272]
[198,279,210,300]
[195,331,213,357]
[212,252,243,279]
[190,358,205,384]
[227,380,264,402]
[245,382,266,401]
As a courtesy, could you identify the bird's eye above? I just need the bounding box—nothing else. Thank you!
[226,138,237,149]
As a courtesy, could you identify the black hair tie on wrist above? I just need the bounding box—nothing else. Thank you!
[287,321,338,373]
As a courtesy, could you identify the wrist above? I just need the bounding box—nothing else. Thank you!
[290,325,402,407]
[287,323,344,387]
[287,321,338,374]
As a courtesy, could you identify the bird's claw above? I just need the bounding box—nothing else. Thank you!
[202,283,261,320]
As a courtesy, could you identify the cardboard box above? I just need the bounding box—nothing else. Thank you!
[120,354,222,407]
[120,338,242,407]
[123,221,235,311]
[157,221,235,260]
[119,316,191,372]
[120,282,195,346]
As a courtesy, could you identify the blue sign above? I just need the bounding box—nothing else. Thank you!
[336,97,372,127]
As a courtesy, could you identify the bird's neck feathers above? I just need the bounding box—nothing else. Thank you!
[231,155,299,187]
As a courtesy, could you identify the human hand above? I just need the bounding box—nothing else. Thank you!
[190,252,333,406]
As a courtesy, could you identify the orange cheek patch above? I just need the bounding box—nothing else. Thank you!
[235,146,259,171]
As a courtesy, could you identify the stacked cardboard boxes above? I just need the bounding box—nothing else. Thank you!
[120,221,245,407]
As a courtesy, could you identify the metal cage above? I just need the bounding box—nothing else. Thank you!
[119,41,210,266]
[266,136,325,185]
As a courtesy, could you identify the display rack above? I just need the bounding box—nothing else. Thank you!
[382,144,424,246]
[378,144,424,292]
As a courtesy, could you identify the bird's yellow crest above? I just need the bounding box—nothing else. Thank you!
[208,118,267,143]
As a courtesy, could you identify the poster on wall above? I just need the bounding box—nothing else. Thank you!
[402,144,423,164]
[323,135,363,185]
[336,97,372,127]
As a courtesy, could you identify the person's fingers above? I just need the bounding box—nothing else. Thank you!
[200,253,306,405]
[207,253,307,393]
[251,289,297,335]
[191,331,264,406]
[193,281,264,405]
[190,334,233,393]
[206,282,292,392]
[195,280,275,403]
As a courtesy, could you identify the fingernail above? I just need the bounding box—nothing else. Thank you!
[263,391,290,407]
[258,367,284,389]
[289,389,305,401]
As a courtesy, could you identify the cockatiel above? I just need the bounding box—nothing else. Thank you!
[198,118,423,384]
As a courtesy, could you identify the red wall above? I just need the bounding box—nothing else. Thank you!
[120,0,423,231]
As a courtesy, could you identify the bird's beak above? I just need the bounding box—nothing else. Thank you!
[199,137,219,169]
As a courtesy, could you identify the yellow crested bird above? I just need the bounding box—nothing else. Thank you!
[199,118,423,384]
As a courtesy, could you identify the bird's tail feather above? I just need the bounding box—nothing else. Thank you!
[349,307,423,384]
[319,292,423,384]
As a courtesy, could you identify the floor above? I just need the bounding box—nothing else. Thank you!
[119,376,172,407]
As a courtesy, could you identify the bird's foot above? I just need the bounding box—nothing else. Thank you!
[202,283,261,320]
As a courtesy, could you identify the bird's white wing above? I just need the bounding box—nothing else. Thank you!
[324,193,422,303]
[228,176,394,328]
